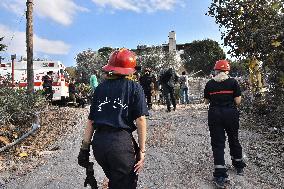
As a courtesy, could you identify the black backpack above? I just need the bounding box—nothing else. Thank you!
[159,71,171,84]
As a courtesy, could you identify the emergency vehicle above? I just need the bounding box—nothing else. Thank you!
[0,60,69,101]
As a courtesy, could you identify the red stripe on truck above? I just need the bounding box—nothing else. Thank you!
[18,82,42,87]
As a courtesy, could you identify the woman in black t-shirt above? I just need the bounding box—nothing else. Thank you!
[77,49,148,189]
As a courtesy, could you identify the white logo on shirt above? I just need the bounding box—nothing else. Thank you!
[97,97,128,112]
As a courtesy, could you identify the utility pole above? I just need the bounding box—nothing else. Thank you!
[26,0,34,93]
[11,54,16,86]
[0,56,4,64]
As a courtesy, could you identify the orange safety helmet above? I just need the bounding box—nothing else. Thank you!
[214,60,230,71]
[102,48,137,75]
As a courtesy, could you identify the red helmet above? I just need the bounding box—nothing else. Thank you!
[102,48,136,75]
[214,60,230,71]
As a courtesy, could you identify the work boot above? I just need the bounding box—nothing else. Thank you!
[236,168,244,176]
[213,177,226,189]
[232,159,246,176]
[173,106,176,111]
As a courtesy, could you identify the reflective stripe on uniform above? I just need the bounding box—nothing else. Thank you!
[233,158,243,161]
[209,90,234,95]
[214,165,226,169]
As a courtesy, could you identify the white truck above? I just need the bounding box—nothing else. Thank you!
[0,60,69,101]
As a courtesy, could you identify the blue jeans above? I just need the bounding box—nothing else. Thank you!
[180,87,189,104]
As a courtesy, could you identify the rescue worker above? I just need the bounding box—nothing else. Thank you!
[69,78,77,104]
[159,68,178,112]
[77,83,88,108]
[42,71,53,101]
[204,60,246,188]
[78,48,148,189]
[139,67,155,109]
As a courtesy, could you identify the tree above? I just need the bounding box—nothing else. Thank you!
[0,37,7,52]
[65,67,77,80]
[181,39,226,76]
[208,0,284,85]
[75,49,105,83]
[208,0,284,131]
[98,47,113,65]
[135,47,183,75]
[136,47,165,74]
[230,59,250,77]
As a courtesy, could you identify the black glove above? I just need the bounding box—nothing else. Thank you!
[84,175,98,189]
[83,162,98,189]
[84,163,98,189]
[78,141,90,168]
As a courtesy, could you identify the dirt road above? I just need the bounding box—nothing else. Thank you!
[4,103,281,189]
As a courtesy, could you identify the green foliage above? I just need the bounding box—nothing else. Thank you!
[208,0,284,86]
[98,47,113,64]
[65,66,76,79]
[0,86,46,126]
[208,0,284,59]
[75,49,105,83]
[0,37,7,52]
[181,39,226,75]
[230,59,250,76]
[77,83,91,97]
[75,47,114,83]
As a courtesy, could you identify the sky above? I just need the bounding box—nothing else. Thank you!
[0,0,224,67]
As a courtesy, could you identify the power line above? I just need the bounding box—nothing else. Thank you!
[7,10,27,48]
[1,9,26,60]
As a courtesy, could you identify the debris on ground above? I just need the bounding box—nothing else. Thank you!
[0,102,283,188]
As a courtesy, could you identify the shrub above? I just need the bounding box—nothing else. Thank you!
[0,86,46,127]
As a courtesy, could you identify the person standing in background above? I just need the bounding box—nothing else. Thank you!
[42,71,53,101]
[159,68,178,112]
[90,70,98,95]
[139,67,155,110]
[179,71,190,104]
[69,78,77,104]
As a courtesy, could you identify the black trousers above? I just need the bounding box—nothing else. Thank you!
[92,128,138,189]
[144,90,152,109]
[208,106,244,177]
[43,86,53,101]
[162,85,176,111]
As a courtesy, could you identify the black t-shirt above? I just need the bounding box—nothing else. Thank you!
[88,78,149,131]
[69,83,76,94]
[204,78,241,107]
[42,75,52,87]
[139,73,154,92]
[160,69,178,88]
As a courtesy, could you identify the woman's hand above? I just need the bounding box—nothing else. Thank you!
[134,151,145,174]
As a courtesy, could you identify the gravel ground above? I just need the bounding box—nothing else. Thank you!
[3,103,282,189]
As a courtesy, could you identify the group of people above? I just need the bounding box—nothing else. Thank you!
[41,71,96,107]
[138,67,190,112]
[77,48,246,189]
